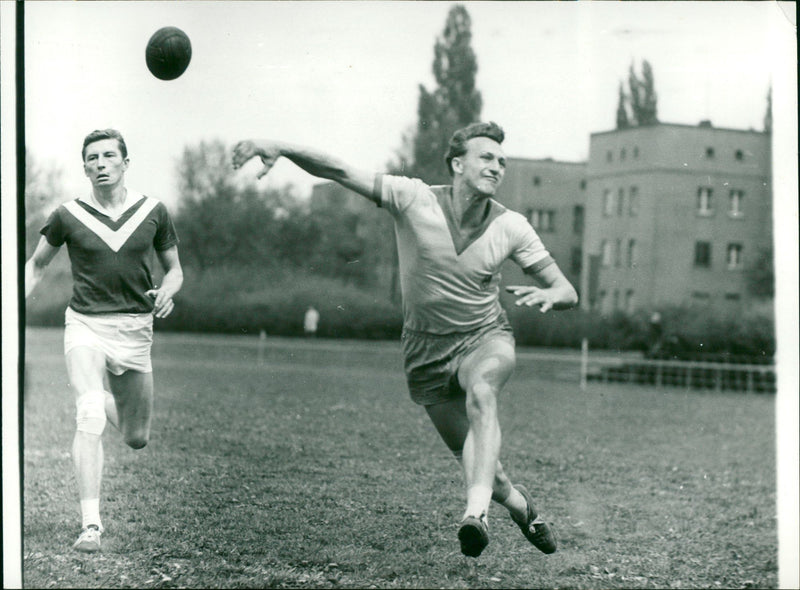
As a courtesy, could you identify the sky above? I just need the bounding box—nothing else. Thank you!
[19,1,794,207]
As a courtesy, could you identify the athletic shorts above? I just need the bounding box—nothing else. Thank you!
[401,313,515,406]
[64,307,154,375]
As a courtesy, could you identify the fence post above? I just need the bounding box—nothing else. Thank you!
[580,338,588,392]
[715,367,722,391]
[655,362,662,388]
[747,368,754,393]
[258,329,266,364]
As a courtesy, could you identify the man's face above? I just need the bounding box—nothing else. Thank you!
[453,136,506,197]
[83,138,128,188]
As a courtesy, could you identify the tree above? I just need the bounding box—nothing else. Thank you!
[623,60,658,127]
[638,60,658,125]
[763,85,772,133]
[25,153,64,257]
[408,4,482,185]
[615,82,630,129]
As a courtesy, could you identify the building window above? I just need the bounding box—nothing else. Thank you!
[692,291,711,301]
[580,179,587,190]
[529,209,554,232]
[729,190,744,217]
[573,205,584,235]
[734,149,744,161]
[627,239,637,268]
[533,175,541,187]
[625,289,635,313]
[629,186,639,216]
[727,243,743,270]
[697,187,714,215]
[601,240,611,267]
[570,247,582,274]
[725,293,741,301]
[606,150,613,163]
[603,189,613,216]
[620,148,626,161]
[633,146,639,158]
[705,147,715,159]
[614,239,622,268]
[694,241,712,268]
[616,188,625,216]
[612,289,620,310]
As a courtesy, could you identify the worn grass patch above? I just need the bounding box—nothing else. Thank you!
[22,328,776,588]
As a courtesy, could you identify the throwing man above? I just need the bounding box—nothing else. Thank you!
[25,129,183,553]
[232,122,578,557]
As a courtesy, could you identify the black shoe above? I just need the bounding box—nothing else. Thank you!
[511,484,557,554]
[458,513,489,557]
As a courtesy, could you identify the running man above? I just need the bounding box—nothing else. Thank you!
[232,122,578,557]
[25,129,183,553]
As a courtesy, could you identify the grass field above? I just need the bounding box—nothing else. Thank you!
[21,328,777,589]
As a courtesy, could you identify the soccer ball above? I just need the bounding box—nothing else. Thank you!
[145,26,192,81]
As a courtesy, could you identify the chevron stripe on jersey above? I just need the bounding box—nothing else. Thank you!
[62,197,159,253]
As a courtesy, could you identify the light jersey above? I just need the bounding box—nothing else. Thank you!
[376,174,554,334]
[40,190,179,315]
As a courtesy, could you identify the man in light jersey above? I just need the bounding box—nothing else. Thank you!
[232,122,578,558]
[25,129,184,553]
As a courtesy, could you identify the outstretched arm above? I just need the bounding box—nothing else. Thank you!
[506,263,579,313]
[232,140,379,204]
[25,236,60,299]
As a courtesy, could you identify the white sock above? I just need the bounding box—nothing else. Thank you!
[498,487,529,522]
[464,485,493,520]
[80,498,102,532]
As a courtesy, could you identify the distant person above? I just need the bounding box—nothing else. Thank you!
[25,129,183,553]
[232,121,578,558]
[304,305,320,337]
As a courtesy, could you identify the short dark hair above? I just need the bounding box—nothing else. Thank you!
[82,129,128,161]
[444,121,505,176]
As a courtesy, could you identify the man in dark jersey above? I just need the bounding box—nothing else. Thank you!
[25,129,183,553]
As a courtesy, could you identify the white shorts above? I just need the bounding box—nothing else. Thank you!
[64,307,154,375]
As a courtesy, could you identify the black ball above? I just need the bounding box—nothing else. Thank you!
[146,26,192,81]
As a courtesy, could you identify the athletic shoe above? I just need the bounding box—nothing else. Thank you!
[511,484,557,554]
[73,525,102,553]
[458,513,489,557]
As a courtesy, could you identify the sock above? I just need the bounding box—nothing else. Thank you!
[496,486,529,522]
[80,498,103,532]
[464,485,493,520]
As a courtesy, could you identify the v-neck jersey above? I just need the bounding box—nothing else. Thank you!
[376,174,553,334]
[40,190,179,314]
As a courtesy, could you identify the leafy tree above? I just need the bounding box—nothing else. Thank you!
[25,153,64,257]
[408,4,482,185]
[623,60,658,127]
[174,140,318,271]
[615,82,630,130]
[764,85,772,133]
[638,60,658,125]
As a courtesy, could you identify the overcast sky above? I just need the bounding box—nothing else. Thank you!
[21,1,794,206]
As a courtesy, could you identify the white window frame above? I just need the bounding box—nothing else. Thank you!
[697,187,714,216]
[729,189,744,217]
[727,243,743,270]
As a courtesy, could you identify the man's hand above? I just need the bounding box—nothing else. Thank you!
[145,287,176,319]
[506,285,556,313]
[232,140,281,179]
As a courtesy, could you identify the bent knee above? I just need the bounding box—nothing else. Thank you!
[466,382,498,416]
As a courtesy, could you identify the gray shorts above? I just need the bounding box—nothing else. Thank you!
[401,313,515,406]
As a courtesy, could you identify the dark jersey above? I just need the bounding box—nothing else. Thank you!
[41,191,179,314]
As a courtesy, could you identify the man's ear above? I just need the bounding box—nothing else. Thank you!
[451,157,463,175]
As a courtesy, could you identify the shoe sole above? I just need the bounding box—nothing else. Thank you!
[458,519,489,557]
[73,542,101,553]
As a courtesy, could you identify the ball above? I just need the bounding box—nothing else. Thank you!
[145,26,192,80]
